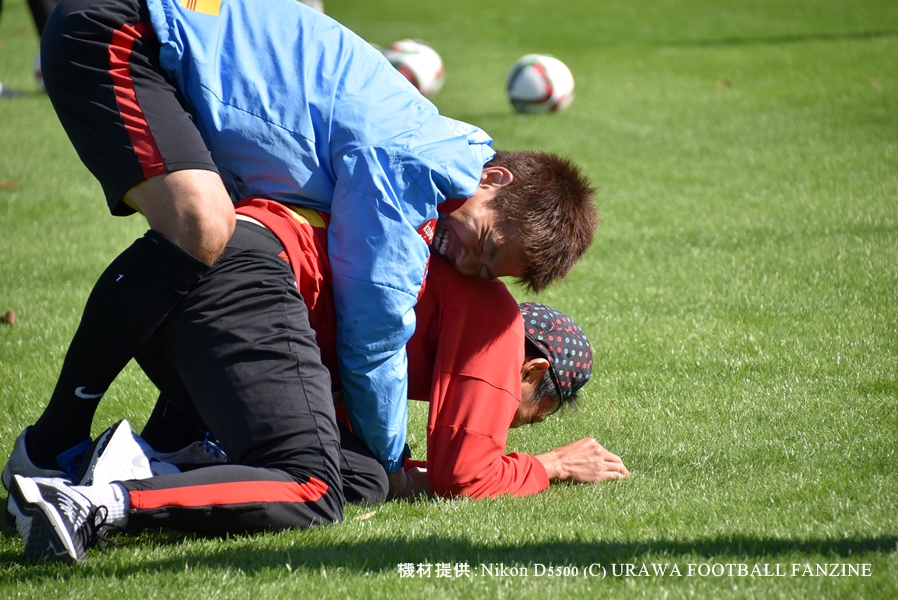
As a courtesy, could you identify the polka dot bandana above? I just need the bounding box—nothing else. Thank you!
[518,302,593,401]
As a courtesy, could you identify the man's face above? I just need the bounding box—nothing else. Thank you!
[509,388,560,429]
[430,167,527,281]
[509,357,560,429]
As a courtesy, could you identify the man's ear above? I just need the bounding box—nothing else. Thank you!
[480,166,513,188]
[520,357,550,385]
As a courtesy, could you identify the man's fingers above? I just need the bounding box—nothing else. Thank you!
[607,461,631,476]
[538,438,630,483]
[595,459,630,477]
[594,446,626,465]
[593,453,630,478]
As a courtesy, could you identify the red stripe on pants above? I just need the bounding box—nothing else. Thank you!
[108,22,167,180]
[129,478,330,509]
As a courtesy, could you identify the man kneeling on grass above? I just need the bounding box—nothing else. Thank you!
[6,199,628,564]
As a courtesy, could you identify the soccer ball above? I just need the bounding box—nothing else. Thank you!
[506,54,575,114]
[380,39,445,98]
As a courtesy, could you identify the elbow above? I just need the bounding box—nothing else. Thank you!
[429,476,492,500]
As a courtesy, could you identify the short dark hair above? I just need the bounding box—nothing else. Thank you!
[487,150,599,292]
[524,338,578,412]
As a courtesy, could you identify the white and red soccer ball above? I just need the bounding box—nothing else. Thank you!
[506,53,575,114]
[380,39,445,98]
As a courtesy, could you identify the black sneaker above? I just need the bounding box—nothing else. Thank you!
[8,475,109,564]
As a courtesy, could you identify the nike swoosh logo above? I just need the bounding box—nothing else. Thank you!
[75,387,105,399]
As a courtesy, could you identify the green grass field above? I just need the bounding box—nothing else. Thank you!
[1,0,896,597]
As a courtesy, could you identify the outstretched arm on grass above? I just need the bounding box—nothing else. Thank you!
[536,438,630,484]
[400,439,630,499]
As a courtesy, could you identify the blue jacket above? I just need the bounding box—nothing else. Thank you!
[147,0,495,472]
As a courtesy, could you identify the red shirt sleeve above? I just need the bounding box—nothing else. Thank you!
[407,257,550,499]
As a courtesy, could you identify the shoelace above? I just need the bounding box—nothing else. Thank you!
[82,505,119,553]
[198,434,228,462]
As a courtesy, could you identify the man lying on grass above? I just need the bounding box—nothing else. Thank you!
[31,0,599,503]
[6,199,628,564]
[394,257,629,499]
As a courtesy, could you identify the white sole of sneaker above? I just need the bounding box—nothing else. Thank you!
[6,489,33,544]
[11,476,81,564]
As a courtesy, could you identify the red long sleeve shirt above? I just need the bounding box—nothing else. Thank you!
[405,257,550,498]
[235,198,550,499]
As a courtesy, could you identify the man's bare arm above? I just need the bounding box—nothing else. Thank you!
[399,441,626,499]
[535,438,630,483]
[405,466,433,497]
[387,468,411,498]
[388,467,433,498]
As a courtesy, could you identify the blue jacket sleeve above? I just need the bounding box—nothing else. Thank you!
[147,0,495,472]
[328,147,436,472]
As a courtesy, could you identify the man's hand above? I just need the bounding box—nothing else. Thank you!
[405,466,433,498]
[387,468,410,499]
[535,438,630,484]
[388,467,434,499]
